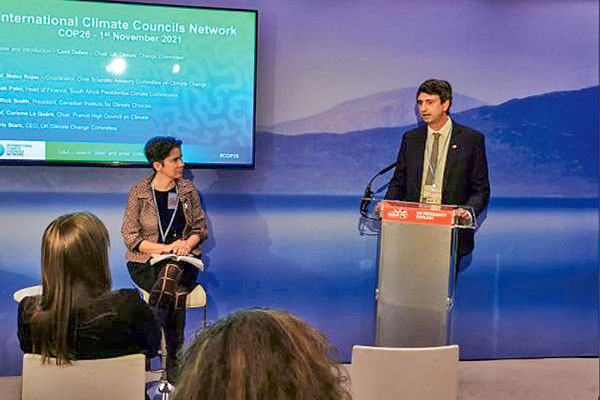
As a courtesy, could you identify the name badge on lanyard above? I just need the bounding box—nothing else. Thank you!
[422,184,442,204]
[168,192,179,210]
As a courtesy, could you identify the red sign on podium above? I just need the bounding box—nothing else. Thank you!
[381,201,454,226]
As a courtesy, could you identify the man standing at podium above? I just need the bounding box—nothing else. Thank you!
[384,79,490,259]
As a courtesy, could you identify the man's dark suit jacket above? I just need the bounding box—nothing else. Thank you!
[384,121,490,257]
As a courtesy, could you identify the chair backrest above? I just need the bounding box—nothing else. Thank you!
[21,353,146,400]
[350,345,459,400]
[13,285,42,303]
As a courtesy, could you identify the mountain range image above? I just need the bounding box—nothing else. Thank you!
[210,86,599,197]
[0,86,597,198]
[263,87,487,134]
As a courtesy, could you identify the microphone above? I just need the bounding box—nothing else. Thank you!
[360,162,397,218]
[374,162,397,176]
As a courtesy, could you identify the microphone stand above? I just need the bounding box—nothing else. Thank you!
[359,162,396,219]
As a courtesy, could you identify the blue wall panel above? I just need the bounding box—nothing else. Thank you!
[0,0,598,375]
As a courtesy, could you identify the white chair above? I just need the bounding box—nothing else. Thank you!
[135,283,208,399]
[21,353,146,400]
[13,287,148,399]
[13,285,42,303]
[350,345,459,400]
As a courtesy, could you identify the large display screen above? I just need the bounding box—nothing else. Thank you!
[0,0,257,166]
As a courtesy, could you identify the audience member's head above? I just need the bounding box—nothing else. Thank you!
[174,308,351,400]
[31,212,112,363]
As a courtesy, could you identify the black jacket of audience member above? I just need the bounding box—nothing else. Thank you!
[18,289,160,359]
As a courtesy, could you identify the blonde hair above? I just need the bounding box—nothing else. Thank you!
[30,212,112,364]
[174,308,351,400]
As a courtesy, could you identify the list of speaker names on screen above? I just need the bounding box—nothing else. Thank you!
[0,46,209,135]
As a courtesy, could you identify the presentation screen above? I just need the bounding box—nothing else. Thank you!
[0,0,257,167]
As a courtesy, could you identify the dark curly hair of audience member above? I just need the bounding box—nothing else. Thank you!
[173,308,352,400]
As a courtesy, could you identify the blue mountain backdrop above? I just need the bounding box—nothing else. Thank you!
[0,87,596,198]
[213,86,599,197]
[263,87,486,134]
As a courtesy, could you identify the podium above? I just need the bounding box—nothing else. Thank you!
[375,200,475,347]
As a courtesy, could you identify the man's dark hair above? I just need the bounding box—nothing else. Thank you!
[144,136,182,167]
[417,79,453,112]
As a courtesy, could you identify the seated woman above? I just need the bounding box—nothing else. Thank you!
[18,212,160,364]
[121,136,208,382]
[174,308,352,400]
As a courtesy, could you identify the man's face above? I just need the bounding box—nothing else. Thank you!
[417,92,450,129]
[154,147,184,179]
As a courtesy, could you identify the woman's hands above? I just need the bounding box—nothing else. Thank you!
[140,234,201,256]
[168,234,202,256]
[167,239,193,256]
[139,239,189,256]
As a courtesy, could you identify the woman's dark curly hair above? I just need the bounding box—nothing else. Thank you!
[144,136,182,168]
[173,308,352,400]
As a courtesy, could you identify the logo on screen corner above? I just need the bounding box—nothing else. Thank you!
[0,144,5,157]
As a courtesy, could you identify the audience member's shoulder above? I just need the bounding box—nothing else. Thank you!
[18,295,41,318]
[79,289,144,316]
[101,289,144,306]
[113,288,145,303]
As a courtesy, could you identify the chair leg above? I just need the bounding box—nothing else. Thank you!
[157,328,174,399]
[158,380,174,400]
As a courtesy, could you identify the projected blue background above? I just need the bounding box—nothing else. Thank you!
[0,0,598,375]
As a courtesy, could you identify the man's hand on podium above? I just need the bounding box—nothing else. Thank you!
[453,207,473,226]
